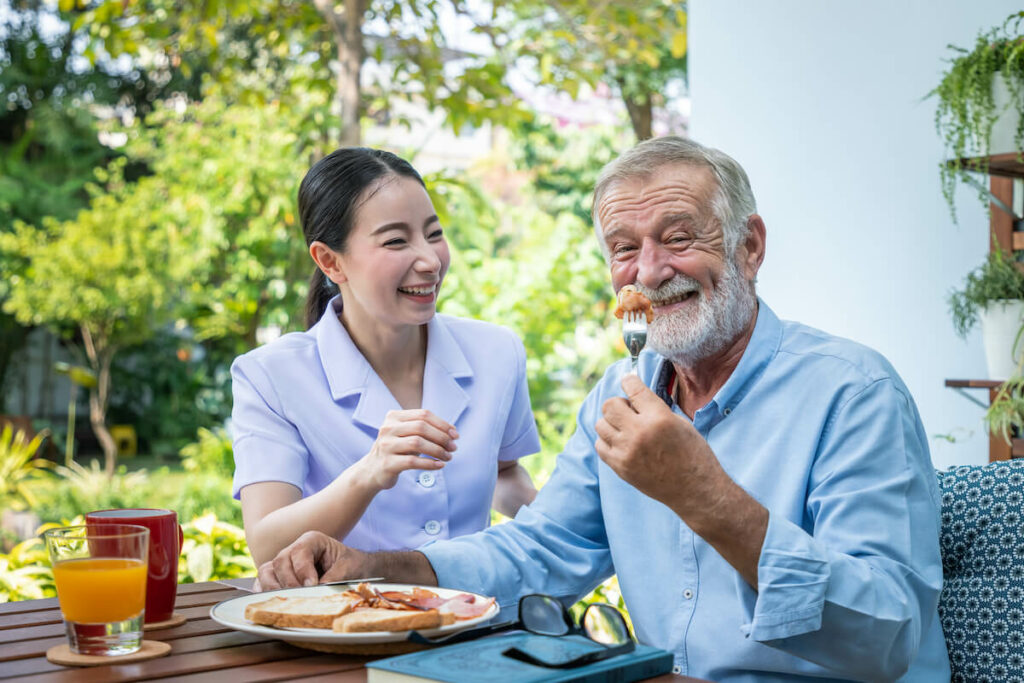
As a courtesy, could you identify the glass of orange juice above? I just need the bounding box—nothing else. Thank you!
[44,524,150,655]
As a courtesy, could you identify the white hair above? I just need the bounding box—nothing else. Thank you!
[591,136,758,259]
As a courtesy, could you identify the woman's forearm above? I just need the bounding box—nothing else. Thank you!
[246,463,380,566]
[491,462,537,519]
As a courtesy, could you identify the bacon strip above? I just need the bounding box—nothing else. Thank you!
[346,583,492,619]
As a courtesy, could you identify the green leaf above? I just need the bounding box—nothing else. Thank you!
[670,31,687,59]
[186,543,214,583]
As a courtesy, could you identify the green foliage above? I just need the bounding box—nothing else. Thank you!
[948,249,1024,337]
[33,461,152,521]
[0,4,203,411]
[569,575,633,633]
[109,332,233,458]
[180,428,235,480]
[0,537,54,603]
[178,513,255,583]
[167,473,244,528]
[28,463,243,529]
[933,11,1024,220]
[0,426,52,512]
[72,0,534,144]
[115,95,313,344]
[986,372,1024,444]
[489,0,688,139]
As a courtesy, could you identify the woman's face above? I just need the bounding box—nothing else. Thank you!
[331,175,450,330]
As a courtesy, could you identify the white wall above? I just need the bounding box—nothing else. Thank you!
[689,0,1022,469]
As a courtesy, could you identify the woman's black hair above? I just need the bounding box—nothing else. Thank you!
[298,147,426,328]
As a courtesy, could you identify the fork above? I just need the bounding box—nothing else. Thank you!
[622,311,648,375]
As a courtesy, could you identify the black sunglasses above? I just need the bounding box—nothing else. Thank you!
[408,594,635,669]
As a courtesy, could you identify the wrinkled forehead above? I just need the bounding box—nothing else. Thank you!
[596,163,718,229]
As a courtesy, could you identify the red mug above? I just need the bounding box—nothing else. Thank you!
[85,508,183,624]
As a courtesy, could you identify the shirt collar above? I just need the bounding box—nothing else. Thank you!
[652,297,782,414]
[313,296,473,428]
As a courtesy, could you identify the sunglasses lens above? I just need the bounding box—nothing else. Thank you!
[520,595,569,636]
[583,604,630,645]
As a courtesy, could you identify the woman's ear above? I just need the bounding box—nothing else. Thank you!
[309,241,347,285]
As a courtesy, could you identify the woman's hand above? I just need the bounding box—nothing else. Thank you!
[356,409,458,491]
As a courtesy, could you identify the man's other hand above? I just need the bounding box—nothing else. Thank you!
[255,530,368,591]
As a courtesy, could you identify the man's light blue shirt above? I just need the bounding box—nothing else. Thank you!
[422,300,950,681]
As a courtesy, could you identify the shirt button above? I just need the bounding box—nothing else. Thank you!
[683,589,694,599]
[418,472,436,487]
[424,520,441,535]
[723,407,732,416]
[672,665,682,675]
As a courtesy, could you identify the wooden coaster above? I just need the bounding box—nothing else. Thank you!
[144,613,187,630]
[46,640,171,667]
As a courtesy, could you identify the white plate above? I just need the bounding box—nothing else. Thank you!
[209,583,500,645]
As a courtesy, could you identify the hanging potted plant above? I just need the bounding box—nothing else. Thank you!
[949,249,1024,380]
[933,11,1024,221]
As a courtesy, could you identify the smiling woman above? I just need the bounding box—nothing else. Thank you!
[229,148,540,567]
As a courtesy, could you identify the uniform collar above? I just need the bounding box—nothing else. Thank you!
[313,296,472,429]
[653,297,781,414]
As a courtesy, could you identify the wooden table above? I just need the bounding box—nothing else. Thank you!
[0,578,701,681]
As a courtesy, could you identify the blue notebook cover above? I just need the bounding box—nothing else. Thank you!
[365,632,674,683]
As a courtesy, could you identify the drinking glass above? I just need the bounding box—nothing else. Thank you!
[44,524,150,655]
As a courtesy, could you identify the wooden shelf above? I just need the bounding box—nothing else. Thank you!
[945,379,1006,388]
[945,153,1023,461]
[949,153,1024,179]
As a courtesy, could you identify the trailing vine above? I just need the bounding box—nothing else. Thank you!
[933,12,1024,223]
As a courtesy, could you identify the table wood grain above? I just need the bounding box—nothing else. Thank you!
[0,578,703,682]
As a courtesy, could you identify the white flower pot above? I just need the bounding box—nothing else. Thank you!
[988,74,1023,156]
[979,299,1024,380]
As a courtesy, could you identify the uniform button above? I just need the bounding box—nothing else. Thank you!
[672,665,682,675]
[424,520,441,535]
[418,472,436,487]
[683,589,694,599]
[723,407,732,416]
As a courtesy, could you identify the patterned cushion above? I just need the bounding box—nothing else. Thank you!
[937,460,1024,683]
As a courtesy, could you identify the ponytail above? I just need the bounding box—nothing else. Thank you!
[305,268,338,329]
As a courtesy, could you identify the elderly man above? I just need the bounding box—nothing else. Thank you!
[256,137,949,681]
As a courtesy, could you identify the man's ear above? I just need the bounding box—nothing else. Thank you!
[739,215,766,281]
[309,241,347,285]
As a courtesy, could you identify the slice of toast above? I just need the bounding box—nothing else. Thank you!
[244,593,361,629]
[331,607,456,633]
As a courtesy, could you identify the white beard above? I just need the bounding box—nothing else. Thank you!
[636,258,756,367]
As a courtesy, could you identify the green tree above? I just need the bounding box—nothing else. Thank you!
[487,0,688,140]
[0,1,203,410]
[0,160,195,475]
[115,94,313,346]
[0,90,320,466]
[72,0,532,146]
[72,0,685,145]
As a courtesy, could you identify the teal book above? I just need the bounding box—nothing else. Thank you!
[365,633,674,682]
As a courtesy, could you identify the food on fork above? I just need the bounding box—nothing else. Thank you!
[614,285,654,323]
[243,583,495,632]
